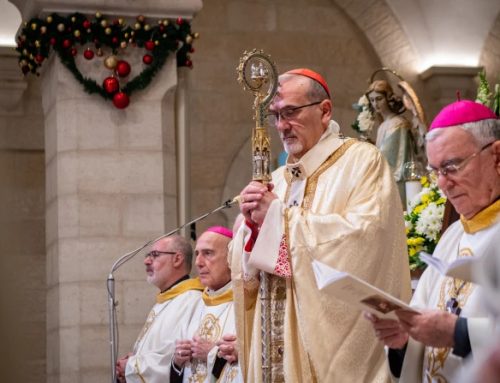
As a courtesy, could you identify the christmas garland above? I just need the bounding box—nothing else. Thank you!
[16,12,197,109]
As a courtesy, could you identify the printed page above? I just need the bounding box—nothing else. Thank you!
[419,253,478,283]
[312,260,417,319]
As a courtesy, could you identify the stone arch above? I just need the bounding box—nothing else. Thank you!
[218,0,421,217]
[333,0,421,82]
[479,11,500,85]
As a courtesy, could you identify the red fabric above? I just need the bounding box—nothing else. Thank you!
[244,220,259,253]
[285,68,331,99]
[274,234,292,278]
[430,99,497,130]
[206,226,233,239]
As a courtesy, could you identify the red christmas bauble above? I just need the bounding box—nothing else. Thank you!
[82,20,91,29]
[115,60,131,77]
[83,49,94,60]
[49,37,56,46]
[144,40,155,51]
[103,76,119,94]
[35,54,44,64]
[62,39,72,49]
[113,92,130,109]
[176,17,183,25]
[185,59,193,68]
[71,48,78,56]
[142,54,153,65]
[112,37,119,45]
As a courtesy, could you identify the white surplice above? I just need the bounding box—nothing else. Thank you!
[125,279,204,383]
[400,200,500,383]
[181,282,243,383]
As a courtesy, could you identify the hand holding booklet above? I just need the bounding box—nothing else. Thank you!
[312,260,418,319]
[419,252,478,283]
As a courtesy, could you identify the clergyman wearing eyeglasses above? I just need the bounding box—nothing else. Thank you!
[115,235,204,383]
[230,68,411,382]
[366,99,500,383]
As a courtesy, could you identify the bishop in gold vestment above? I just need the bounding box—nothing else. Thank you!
[231,69,411,382]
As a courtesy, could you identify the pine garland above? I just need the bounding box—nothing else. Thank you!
[16,12,197,106]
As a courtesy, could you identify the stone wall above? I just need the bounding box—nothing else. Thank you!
[188,0,382,229]
[0,48,46,382]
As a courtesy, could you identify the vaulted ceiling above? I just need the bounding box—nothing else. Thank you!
[2,0,499,74]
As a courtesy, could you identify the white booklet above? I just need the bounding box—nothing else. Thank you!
[419,252,478,283]
[312,260,418,319]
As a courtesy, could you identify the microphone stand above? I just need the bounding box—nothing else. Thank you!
[107,198,238,383]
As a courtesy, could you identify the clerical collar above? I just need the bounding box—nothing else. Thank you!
[202,281,233,306]
[161,275,189,293]
[460,199,500,234]
[156,276,204,304]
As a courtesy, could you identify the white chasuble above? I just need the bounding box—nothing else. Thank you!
[182,283,243,383]
[231,121,412,382]
[126,278,204,383]
[400,200,500,383]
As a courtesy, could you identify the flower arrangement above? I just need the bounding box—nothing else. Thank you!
[351,95,376,136]
[404,176,447,271]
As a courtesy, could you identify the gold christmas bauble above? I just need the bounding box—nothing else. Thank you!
[120,41,127,49]
[101,19,108,28]
[74,30,81,38]
[144,24,151,31]
[34,40,41,48]
[185,35,193,44]
[134,22,141,30]
[57,23,65,32]
[96,12,102,18]
[104,56,118,69]
[193,32,200,39]
[46,16,53,23]
[40,26,47,34]
[105,27,112,35]
[31,23,37,31]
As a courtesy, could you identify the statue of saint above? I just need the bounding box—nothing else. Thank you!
[366,80,416,204]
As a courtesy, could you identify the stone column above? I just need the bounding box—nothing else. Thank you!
[9,1,202,382]
[420,66,482,120]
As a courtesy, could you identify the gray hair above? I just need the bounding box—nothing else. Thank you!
[169,234,193,272]
[426,118,500,147]
[279,73,330,102]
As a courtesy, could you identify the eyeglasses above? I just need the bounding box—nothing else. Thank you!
[427,142,493,180]
[144,250,176,260]
[266,101,322,126]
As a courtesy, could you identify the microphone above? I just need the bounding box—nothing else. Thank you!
[224,195,241,207]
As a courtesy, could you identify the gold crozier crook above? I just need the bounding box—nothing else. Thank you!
[236,49,278,383]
